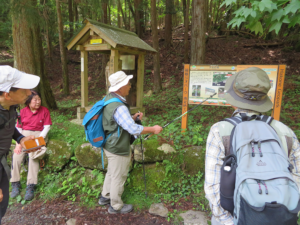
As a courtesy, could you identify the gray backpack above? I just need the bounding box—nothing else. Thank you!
[219,114,300,225]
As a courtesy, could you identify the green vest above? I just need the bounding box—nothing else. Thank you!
[103,93,131,156]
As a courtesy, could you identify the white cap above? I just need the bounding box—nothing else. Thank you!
[109,71,133,92]
[0,65,40,92]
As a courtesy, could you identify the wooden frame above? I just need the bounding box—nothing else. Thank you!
[181,64,286,131]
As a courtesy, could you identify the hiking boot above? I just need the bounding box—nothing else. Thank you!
[10,181,21,198]
[98,195,110,205]
[24,184,35,201]
[108,204,133,214]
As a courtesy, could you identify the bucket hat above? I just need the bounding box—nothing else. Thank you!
[0,65,40,92]
[109,71,133,92]
[225,67,273,112]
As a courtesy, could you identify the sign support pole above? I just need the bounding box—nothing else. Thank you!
[181,64,190,132]
[272,65,286,121]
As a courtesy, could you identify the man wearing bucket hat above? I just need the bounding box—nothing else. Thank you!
[204,67,300,225]
[98,71,163,214]
[0,65,40,223]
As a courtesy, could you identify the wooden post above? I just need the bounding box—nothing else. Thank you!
[136,54,144,108]
[109,50,119,76]
[272,65,286,121]
[181,64,190,132]
[80,48,88,108]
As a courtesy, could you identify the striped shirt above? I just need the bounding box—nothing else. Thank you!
[204,108,300,225]
[112,94,143,136]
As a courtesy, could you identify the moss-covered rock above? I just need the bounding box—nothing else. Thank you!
[181,146,204,175]
[75,143,108,170]
[128,163,179,195]
[133,139,175,163]
[44,140,72,171]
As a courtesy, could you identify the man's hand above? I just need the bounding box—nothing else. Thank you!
[152,125,163,134]
[19,135,35,149]
[132,112,143,121]
[0,188,3,202]
[14,143,22,155]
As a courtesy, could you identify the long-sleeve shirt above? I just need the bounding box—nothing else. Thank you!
[204,108,300,225]
[112,94,143,136]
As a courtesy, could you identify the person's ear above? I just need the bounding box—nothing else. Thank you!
[3,92,11,101]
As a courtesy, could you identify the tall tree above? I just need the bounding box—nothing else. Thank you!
[184,0,190,63]
[101,0,109,80]
[12,0,57,109]
[191,0,207,64]
[134,0,143,37]
[56,0,69,95]
[165,0,173,47]
[151,0,162,92]
[68,0,74,38]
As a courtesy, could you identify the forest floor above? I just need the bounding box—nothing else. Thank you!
[1,27,300,225]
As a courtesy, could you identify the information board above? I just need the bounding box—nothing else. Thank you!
[181,64,286,131]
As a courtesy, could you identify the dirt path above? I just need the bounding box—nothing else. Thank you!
[3,200,173,225]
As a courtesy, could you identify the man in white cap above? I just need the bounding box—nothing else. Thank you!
[205,67,300,225]
[0,65,40,223]
[98,71,163,214]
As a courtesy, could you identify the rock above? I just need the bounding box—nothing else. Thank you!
[44,140,72,171]
[145,90,153,97]
[149,203,168,218]
[128,163,180,195]
[179,210,208,225]
[66,218,76,225]
[133,139,175,163]
[75,143,108,170]
[157,144,175,154]
[181,146,204,176]
[177,91,183,102]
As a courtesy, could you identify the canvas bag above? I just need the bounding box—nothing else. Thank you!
[82,96,122,169]
[219,114,300,225]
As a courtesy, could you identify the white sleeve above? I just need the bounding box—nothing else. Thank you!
[16,127,23,134]
[39,125,51,138]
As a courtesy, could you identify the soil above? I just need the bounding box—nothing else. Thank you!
[0,26,299,224]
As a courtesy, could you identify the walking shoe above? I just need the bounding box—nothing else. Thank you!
[108,204,133,214]
[10,181,21,198]
[24,184,35,201]
[98,195,110,205]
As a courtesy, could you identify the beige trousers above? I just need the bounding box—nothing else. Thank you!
[101,149,131,210]
[10,130,46,185]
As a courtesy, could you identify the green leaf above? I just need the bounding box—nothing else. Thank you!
[282,15,291,23]
[271,9,285,21]
[269,21,283,34]
[243,8,253,18]
[285,0,300,14]
[288,14,300,27]
[249,21,263,34]
[233,6,245,16]
[251,10,257,18]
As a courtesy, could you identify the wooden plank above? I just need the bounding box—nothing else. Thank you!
[67,25,91,50]
[181,64,190,132]
[136,54,144,108]
[81,50,88,107]
[90,30,94,35]
[272,65,286,121]
[109,50,119,76]
[114,46,146,55]
[84,44,111,51]
[90,26,117,48]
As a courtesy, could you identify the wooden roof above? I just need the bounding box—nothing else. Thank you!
[66,18,157,53]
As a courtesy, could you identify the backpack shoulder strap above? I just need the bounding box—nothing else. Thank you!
[103,97,123,106]
[219,117,242,157]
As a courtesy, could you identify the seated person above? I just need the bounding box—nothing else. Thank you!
[10,90,52,201]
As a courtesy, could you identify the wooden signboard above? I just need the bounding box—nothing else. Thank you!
[181,64,286,131]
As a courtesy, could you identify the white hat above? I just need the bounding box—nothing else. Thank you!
[0,65,40,92]
[109,71,133,92]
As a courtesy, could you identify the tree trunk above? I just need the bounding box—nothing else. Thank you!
[134,0,142,37]
[12,0,57,109]
[118,0,121,28]
[184,0,190,63]
[191,0,207,64]
[151,0,162,92]
[165,0,173,47]
[74,2,78,28]
[101,1,109,80]
[56,0,69,95]
[68,0,73,38]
